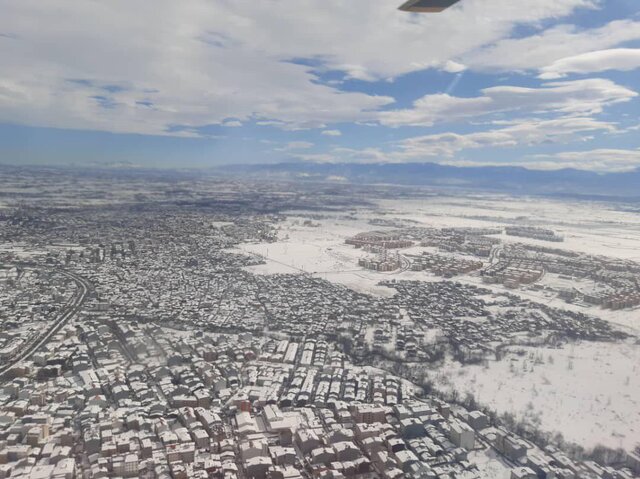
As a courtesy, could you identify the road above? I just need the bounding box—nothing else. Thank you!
[247,246,414,278]
[489,244,503,264]
[0,269,92,378]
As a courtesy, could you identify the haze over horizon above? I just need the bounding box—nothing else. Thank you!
[1,0,640,172]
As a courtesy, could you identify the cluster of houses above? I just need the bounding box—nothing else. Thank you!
[0,183,638,479]
[500,244,640,310]
[0,269,75,364]
[345,232,413,250]
[407,252,482,278]
[379,280,626,361]
[1,311,638,478]
[348,226,640,313]
[358,255,402,273]
[482,259,545,288]
[418,228,501,258]
[505,227,564,243]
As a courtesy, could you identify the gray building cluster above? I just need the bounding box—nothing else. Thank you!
[0,172,637,478]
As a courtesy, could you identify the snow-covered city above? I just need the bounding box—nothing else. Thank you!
[3,0,640,477]
[0,168,638,479]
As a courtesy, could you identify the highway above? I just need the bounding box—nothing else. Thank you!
[0,269,92,378]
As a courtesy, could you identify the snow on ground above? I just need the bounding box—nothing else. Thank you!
[428,341,640,451]
[231,196,640,452]
[377,196,640,261]
[235,214,411,297]
[234,198,640,330]
[468,449,513,479]
[457,274,640,335]
[0,243,50,259]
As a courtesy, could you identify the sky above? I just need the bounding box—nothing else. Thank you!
[1,0,640,172]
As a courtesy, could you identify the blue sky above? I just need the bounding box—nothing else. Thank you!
[1,0,639,171]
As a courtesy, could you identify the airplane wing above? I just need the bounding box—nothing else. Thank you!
[399,0,462,12]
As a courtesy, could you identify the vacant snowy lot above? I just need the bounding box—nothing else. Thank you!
[429,340,640,451]
[235,194,640,452]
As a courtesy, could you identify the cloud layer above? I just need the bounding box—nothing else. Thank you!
[379,79,636,127]
[539,49,640,79]
[1,0,639,172]
[0,0,604,136]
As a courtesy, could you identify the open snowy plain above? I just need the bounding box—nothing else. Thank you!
[236,193,640,452]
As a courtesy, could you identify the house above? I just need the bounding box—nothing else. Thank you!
[333,441,362,462]
[310,447,336,465]
[511,467,537,479]
[467,411,488,431]
[394,450,419,473]
[449,420,475,450]
[245,456,273,479]
[295,429,320,455]
[235,412,259,437]
[269,446,296,466]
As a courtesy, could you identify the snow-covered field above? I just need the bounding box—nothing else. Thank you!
[237,197,640,330]
[0,243,50,259]
[469,449,514,479]
[242,196,640,282]
[428,341,640,451]
[377,196,640,261]
[236,214,410,297]
[456,274,640,335]
[233,194,640,452]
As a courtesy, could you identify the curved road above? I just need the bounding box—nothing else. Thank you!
[0,269,92,378]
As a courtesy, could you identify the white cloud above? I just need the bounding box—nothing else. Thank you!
[286,116,640,171]
[524,148,640,171]
[322,129,342,136]
[332,147,390,163]
[379,79,636,127]
[0,1,402,136]
[0,0,600,136]
[275,141,315,151]
[315,117,616,164]
[293,153,337,163]
[395,117,617,158]
[442,61,467,73]
[205,0,596,80]
[290,146,389,164]
[464,20,640,72]
[321,145,640,172]
[539,48,640,79]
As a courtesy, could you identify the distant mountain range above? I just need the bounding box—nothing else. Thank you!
[2,161,638,201]
[216,162,640,200]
